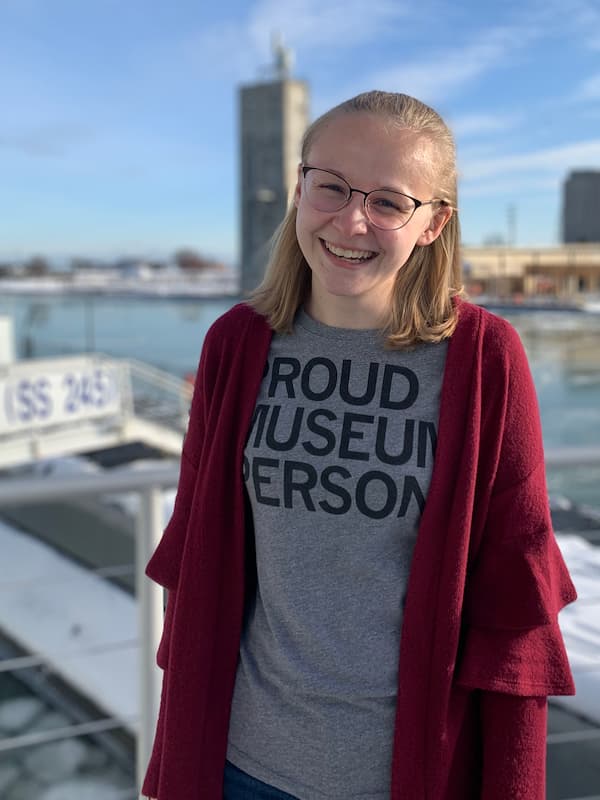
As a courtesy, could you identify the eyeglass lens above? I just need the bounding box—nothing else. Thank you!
[304,169,417,229]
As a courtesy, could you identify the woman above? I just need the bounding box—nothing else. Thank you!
[144,91,576,800]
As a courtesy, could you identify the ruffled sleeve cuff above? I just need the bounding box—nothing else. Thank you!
[457,620,575,695]
[457,462,577,696]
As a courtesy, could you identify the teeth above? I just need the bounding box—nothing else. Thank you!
[324,240,375,260]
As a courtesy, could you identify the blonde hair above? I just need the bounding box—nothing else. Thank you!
[249,90,463,347]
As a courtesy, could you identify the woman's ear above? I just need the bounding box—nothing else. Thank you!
[416,204,453,246]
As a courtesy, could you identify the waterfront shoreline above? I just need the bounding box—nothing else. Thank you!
[2,278,599,313]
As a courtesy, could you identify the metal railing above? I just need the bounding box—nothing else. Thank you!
[126,357,192,431]
[0,465,177,795]
[546,446,600,468]
[0,450,598,798]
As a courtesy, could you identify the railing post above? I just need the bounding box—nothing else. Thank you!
[136,486,164,796]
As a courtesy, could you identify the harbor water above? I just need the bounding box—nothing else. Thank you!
[1,293,599,509]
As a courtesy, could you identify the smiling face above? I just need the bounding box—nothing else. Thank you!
[294,112,452,328]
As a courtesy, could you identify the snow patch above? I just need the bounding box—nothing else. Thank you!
[554,534,600,724]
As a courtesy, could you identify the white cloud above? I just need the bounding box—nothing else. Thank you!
[525,0,600,52]
[461,139,600,181]
[567,0,600,51]
[306,3,598,116]
[323,21,541,109]
[576,73,600,100]
[180,22,255,81]
[181,0,412,82]
[367,40,507,104]
[248,0,410,56]
[587,35,600,51]
[450,112,520,139]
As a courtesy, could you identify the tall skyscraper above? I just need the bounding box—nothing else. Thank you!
[239,41,309,294]
[562,170,600,243]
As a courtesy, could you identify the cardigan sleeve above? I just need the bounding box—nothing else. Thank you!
[454,317,575,800]
[144,353,209,594]
[457,462,576,696]
[140,328,213,798]
[144,305,247,595]
[480,693,548,800]
[141,304,271,800]
[456,319,576,696]
[141,668,168,798]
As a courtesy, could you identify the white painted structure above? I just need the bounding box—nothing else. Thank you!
[0,466,176,793]
[0,316,15,366]
[0,353,192,469]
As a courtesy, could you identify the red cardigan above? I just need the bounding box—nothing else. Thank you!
[142,300,576,800]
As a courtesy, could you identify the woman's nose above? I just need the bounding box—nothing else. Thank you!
[331,193,370,236]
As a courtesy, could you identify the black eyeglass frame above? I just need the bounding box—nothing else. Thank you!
[301,164,448,230]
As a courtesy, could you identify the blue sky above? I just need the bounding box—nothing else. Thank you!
[1,0,600,265]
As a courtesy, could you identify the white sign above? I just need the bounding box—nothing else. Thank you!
[0,358,123,436]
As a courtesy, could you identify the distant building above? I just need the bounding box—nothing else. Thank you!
[562,170,600,244]
[462,244,600,299]
[239,39,309,294]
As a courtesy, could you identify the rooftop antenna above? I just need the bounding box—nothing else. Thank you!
[271,32,293,79]
[507,203,517,247]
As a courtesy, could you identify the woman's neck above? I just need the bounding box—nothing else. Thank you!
[305,291,386,330]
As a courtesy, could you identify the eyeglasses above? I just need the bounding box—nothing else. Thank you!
[301,165,447,231]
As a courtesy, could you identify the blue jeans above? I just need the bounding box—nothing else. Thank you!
[223,760,300,800]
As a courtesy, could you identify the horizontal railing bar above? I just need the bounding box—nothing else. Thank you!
[127,357,193,397]
[545,446,600,467]
[103,790,138,800]
[556,663,600,675]
[94,563,135,579]
[547,729,600,744]
[561,795,600,800]
[0,465,179,505]
[0,637,139,673]
[0,714,138,752]
[0,563,134,593]
[0,353,116,378]
[0,451,597,509]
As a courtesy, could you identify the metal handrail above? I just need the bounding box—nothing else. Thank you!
[0,353,192,468]
[127,357,193,398]
[0,466,174,788]
[0,638,139,674]
[545,446,600,467]
[0,456,598,791]
[0,715,139,753]
[0,464,178,504]
[0,562,134,593]
[0,450,598,507]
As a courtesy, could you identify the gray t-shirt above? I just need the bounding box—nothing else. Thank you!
[227,310,447,799]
